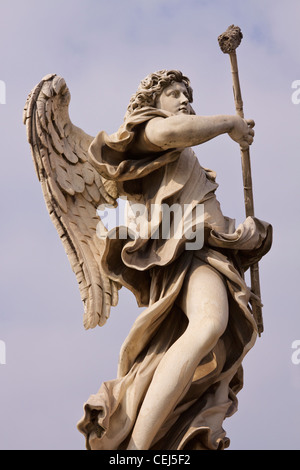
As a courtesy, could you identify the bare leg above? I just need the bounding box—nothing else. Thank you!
[127,259,229,450]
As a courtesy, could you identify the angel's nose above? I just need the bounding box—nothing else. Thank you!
[179,93,188,104]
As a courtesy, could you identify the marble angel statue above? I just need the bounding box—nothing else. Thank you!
[24,69,272,451]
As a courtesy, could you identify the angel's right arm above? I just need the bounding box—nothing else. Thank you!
[143,114,255,151]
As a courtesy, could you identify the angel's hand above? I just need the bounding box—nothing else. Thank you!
[228,116,255,150]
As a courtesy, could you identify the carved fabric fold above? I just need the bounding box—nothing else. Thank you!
[77,107,272,450]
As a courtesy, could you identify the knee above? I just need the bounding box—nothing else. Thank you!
[204,312,228,341]
[187,308,228,349]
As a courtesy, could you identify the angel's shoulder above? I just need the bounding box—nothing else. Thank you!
[132,117,165,155]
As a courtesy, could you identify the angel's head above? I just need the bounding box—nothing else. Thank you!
[125,69,195,119]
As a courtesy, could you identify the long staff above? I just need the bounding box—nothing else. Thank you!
[218,25,263,335]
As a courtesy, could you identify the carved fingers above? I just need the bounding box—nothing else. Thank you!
[228,116,255,150]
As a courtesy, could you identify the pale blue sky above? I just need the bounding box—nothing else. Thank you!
[0,0,300,450]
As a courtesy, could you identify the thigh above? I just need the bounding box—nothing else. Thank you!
[177,257,229,333]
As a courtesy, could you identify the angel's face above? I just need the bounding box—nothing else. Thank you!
[155,82,192,115]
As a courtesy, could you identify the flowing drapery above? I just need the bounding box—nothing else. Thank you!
[77,108,272,450]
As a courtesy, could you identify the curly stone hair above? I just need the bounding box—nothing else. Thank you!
[125,69,194,119]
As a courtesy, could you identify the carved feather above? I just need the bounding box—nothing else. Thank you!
[24,74,120,328]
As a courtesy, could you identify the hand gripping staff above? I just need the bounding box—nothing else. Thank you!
[218,25,264,336]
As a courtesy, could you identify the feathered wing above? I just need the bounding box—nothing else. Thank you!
[23,74,120,329]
